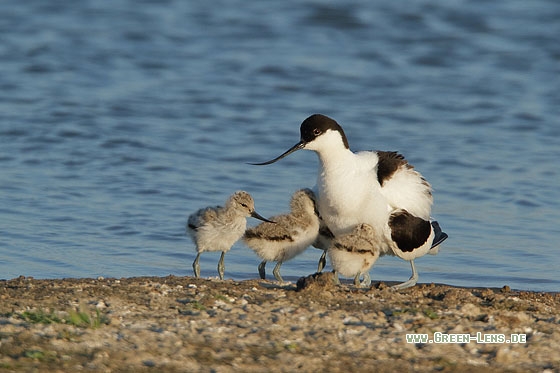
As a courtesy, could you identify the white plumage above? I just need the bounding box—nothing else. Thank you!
[252,114,448,289]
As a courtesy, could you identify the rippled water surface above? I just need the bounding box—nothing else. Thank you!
[1,0,559,291]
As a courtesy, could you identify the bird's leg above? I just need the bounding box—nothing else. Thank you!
[332,270,340,285]
[317,250,327,273]
[353,273,361,286]
[360,272,371,287]
[353,272,371,287]
[217,251,226,280]
[192,253,201,278]
[272,261,284,283]
[392,260,418,290]
[258,260,267,279]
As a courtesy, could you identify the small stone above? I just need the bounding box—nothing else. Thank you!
[495,346,515,364]
[460,303,481,317]
[296,272,335,292]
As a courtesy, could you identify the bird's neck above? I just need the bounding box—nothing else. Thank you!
[315,146,355,175]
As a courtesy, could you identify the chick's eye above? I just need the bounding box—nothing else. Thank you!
[241,203,248,208]
[313,128,321,136]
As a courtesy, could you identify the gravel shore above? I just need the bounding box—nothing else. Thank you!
[1,274,558,372]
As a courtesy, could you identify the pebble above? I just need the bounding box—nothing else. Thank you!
[0,276,558,372]
[460,303,481,317]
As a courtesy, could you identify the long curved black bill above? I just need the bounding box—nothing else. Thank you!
[251,211,275,224]
[249,141,306,165]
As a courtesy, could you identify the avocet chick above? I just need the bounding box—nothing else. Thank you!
[187,191,272,280]
[328,223,380,287]
[243,188,320,283]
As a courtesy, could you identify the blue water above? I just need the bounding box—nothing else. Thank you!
[1,0,559,291]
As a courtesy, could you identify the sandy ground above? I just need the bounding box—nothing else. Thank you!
[0,273,559,372]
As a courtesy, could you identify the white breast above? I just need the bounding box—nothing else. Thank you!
[316,151,389,238]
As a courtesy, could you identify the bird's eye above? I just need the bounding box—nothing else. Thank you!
[313,128,321,136]
[241,203,248,208]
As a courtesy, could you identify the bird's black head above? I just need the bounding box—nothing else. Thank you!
[300,114,349,148]
[249,114,349,165]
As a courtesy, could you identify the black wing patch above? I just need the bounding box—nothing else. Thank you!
[376,151,408,186]
[389,210,431,253]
